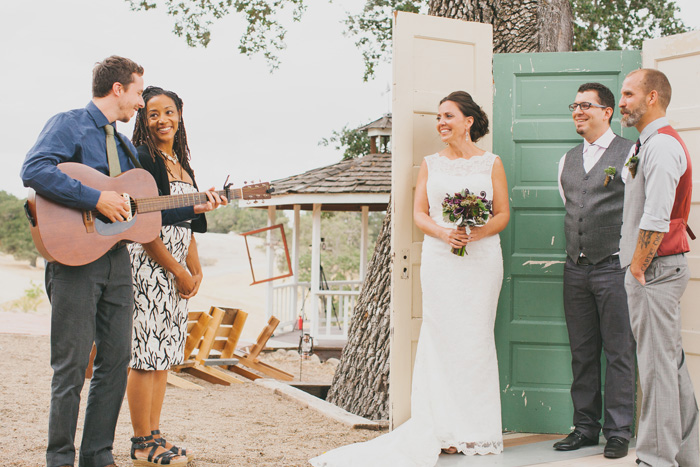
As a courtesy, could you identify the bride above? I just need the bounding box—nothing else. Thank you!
[310,91,510,466]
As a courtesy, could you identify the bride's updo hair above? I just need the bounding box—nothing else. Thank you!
[439,91,490,142]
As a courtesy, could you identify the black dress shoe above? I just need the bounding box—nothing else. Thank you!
[553,430,598,451]
[604,436,629,458]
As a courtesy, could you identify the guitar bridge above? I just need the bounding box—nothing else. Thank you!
[83,210,95,233]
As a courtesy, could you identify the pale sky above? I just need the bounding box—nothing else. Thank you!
[1,0,698,198]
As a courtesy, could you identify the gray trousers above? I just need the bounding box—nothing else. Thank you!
[625,254,699,467]
[563,256,636,440]
[45,247,133,467]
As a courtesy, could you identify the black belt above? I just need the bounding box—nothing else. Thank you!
[576,255,616,266]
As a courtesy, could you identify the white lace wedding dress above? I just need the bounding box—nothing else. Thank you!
[310,152,504,467]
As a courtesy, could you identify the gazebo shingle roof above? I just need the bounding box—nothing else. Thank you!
[270,153,391,195]
[357,114,392,132]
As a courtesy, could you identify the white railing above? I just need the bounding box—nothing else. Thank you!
[271,280,362,339]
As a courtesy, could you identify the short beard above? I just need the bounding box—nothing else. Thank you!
[621,104,645,128]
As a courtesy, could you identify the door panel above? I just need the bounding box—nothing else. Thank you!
[493,50,641,433]
[391,11,493,427]
[643,30,700,416]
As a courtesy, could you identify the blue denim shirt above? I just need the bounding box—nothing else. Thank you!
[21,101,137,210]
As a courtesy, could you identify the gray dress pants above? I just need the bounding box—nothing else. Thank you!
[563,256,636,440]
[625,254,699,467]
[45,246,133,467]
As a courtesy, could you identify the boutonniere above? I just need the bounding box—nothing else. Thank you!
[604,166,616,187]
[625,156,639,178]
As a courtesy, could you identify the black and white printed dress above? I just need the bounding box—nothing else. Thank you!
[129,181,195,370]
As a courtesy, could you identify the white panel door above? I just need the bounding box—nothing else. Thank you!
[643,30,700,408]
[391,11,493,427]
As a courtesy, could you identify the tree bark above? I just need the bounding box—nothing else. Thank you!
[428,0,573,53]
[325,204,391,420]
[328,0,573,421]
[537,0,574,52]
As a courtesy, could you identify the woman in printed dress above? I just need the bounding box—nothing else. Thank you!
[127,86,226,466]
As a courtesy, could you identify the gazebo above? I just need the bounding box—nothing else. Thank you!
[250,116,391,340]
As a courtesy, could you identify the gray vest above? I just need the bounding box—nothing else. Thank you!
[561,135,634,264]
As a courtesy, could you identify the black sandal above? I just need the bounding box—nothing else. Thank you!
[130,435,188,466]
[152,430,194,462]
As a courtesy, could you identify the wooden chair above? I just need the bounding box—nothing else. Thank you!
[169,306,243,387]
[226,316,294,381]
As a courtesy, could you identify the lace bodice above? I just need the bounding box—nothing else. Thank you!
[425,152,498,229]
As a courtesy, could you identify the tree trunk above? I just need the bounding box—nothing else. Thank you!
[325,204,391,420]
[328,0,573,421]
[428,0,573,53]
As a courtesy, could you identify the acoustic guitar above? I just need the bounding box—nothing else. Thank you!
[25,162,271,266]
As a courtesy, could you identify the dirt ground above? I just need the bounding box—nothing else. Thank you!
[0,333,381,467]
[0,235,383,466]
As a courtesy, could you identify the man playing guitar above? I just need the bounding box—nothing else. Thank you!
[20,56,223,467]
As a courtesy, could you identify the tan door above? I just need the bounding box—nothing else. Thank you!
[643,30,700,411]
[390,11,493,427]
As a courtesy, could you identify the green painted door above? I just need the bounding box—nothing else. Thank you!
[493,51,641,433]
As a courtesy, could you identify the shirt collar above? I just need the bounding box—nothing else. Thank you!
[583,127,615,151]
[86,100,110,129]
[639,117,669,145]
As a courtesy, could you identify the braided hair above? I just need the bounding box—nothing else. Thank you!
[132,86,194,176]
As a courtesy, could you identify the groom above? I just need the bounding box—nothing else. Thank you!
[555,82,636,459]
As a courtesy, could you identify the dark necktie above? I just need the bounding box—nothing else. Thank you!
[104,124,121,177]
[632,138,641,157]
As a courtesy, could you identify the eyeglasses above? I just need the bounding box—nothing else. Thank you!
[569,102,608,112]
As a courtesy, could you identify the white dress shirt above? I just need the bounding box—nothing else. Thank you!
[558,127,630,204]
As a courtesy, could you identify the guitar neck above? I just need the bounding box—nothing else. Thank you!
[135,189,242,213]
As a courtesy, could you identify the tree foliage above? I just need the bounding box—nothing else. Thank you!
[318,125,371,160]
[0,192,40,267]
[127,0,687,79]
[571,0,688,51]
[343,0,425,80]
[126,0,306,70]
[289,211,383,282]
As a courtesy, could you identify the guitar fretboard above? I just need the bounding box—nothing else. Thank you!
[134,189,242,213]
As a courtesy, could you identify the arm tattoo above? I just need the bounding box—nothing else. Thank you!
[641,250,655,271]
[635,229,665,273]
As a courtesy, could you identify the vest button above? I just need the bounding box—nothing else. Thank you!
[579,204,584,208]
[582,190,587,194]
[584,176,589,180]
[579,232,583,236]
[579,218,583,222]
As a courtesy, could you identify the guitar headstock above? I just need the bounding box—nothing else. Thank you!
[242,182,272,201]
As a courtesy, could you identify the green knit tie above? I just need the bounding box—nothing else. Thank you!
[104,124,121,177]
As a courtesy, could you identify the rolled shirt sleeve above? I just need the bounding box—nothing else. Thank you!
[639,133,687,233]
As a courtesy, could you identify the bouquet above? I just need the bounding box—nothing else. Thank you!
[442,189,493,256]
